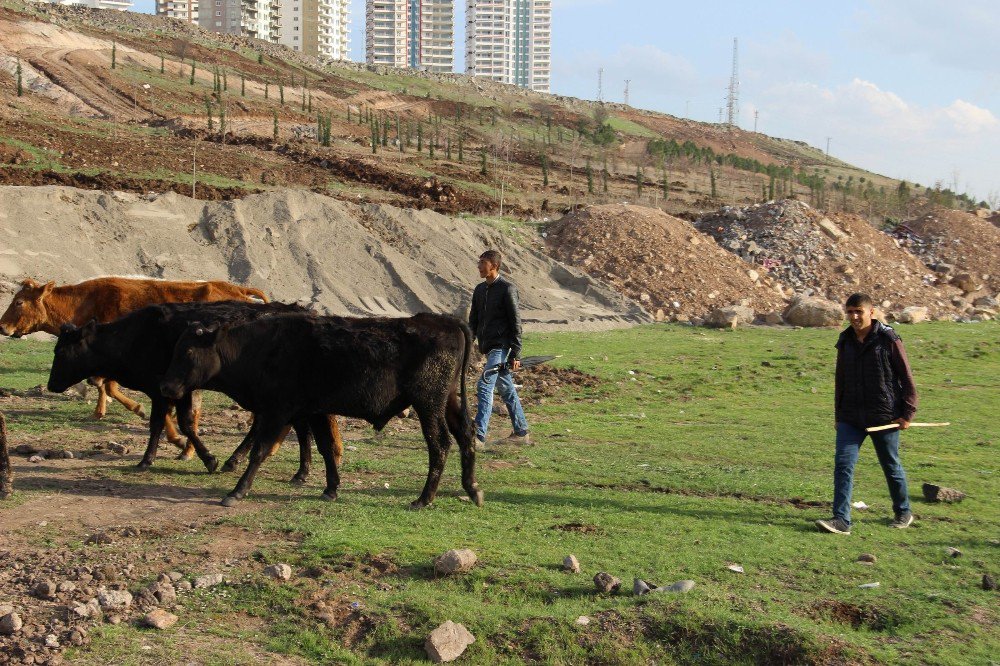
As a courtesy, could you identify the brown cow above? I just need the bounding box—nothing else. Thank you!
[0,277,268,448]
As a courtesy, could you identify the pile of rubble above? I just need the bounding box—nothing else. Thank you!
[895,205,1000,296]
[694,200,962,318]
[544,204,786,319]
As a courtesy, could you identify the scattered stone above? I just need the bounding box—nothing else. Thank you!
[858,582,880,589]
[633,578,651,596]
[922,483,965,503]
[562,555,580,574]
[783,295,843,327]
[264,564,292,581]
[142,609,178,630]
[57,581,76,593]
[983,575,997,591]
[85,532,113,545]
[0,604,11,616]
[763,311,784,325]
[67,628,87,646]
[706,304,754,329]
[574,615,591,626]
[107,442,130,455]
[946,547,962,558]
[726,564,744,573]
[950,273,978,293]
[434,549,477,576]
[0,612,22,635]
[32,580,57,599]
[192,574,224,589]
[166,572,184,583]
[28,454,44,463]
[858,553,877,564]
[425,620,475,663]
[851,501,869,510]
[97,588,133,610]
[44,634,60,649]
[149,582,176,606]
[71,599,100,619]
[656,580,696,593]
[817,217,847,240]
[593,572,621,593]
[175,579,192,591]
[897,306,929,324]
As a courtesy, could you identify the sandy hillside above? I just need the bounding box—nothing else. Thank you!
[0,186,648,329]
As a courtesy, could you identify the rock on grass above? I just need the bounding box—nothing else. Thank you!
[434,549,477,576]
[143,609,178,630]
[425,620,475,663]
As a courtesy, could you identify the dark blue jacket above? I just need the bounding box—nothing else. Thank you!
[835,320,918,428]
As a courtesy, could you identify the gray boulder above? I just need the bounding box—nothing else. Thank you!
[425,620,475,663]
[783,296,843,327]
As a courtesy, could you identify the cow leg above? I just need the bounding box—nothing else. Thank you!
[309,414,340,501]
[329,415,343,468]
[174,394,218,474]
[411,407,452,509]
[137,399,170,470]
[93,380,108,419]
[174,391,203,460]
[163,411,189,456]
[220,416,262,473]
[289,419,312,485]
[105,380,147,419]
[446,390,483,507]
[223,415,288,507]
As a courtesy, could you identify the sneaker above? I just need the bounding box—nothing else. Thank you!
[495,431,530,445]
[890,511,914,528]
[815,517,851,535]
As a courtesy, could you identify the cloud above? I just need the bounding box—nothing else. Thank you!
[743,32,832,84]
[757,78,1000,196]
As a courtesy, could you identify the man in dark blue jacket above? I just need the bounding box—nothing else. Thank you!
[469,249,528,448]
[817,293,918,535]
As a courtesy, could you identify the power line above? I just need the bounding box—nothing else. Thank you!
[725,37,739,129]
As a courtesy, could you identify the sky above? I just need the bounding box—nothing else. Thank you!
[131,0,1000,201]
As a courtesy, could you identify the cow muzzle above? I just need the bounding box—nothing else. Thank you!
[159,380,185,400]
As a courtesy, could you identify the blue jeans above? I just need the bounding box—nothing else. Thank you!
[474,348,528,441]
[833,422,910,525]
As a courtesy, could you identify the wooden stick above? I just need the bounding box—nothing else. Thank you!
[866,422,950,433]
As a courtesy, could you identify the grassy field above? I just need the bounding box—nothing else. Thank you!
[1,322,997,664]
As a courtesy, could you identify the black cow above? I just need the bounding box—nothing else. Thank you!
[47,301,342,482]
[160,312,480,509]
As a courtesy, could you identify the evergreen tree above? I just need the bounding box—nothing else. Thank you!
[586,158,593,194]
[273,109,278,141]
[636,166,643,197]
[190,60,196,86]
[457,136,463,162]
[541,154,549,187]
[710,168,717,198]
[111,42,116,70]
[160,54,164,74]
[205,97,213,131]
[480,148,487,175]
[15,58,22,97]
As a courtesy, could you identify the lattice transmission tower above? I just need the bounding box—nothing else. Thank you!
[726,38,739,129]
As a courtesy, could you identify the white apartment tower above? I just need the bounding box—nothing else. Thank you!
[279,0,350,60]
[156,0,198,23]
[366,0,454,73]
[466,0,550,93]
[197,0,281,42]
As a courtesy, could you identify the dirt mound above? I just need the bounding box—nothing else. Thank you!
[894,205,1000,293]
[694,200,962,316]
[0,185,646,330]
[544,204,786,318]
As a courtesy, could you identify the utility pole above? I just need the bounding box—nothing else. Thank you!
[753,110,759,133]
[597,68,603,102]
[685,100,690,118]
[192,141,197,199]
[825,137,831,158]
[718,107,723,124]
[725,37,739,129]
[624,79,630,106]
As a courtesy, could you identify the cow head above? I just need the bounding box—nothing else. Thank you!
[0,279,56,337]
[160,322,224,400]
[48,320,99,393]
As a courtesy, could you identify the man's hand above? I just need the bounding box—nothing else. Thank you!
[893,418,911,430]
[511,359,521,371]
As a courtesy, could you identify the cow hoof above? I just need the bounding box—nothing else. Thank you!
[471,489,484,507]
[175,451,195,461]
[220,461,238,473]
[408,500,430,510]
[135,462,151,471]
[290,474,308,486]
[221,496,239,507]
[204,457,219,474]
[135,407,147,419]
[320,492,337,502]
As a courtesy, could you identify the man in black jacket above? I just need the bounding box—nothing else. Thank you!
[816,293,918,535]
[469,249,529,448]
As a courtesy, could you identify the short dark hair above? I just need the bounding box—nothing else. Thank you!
[845,293,873,308]
[479,249,502,269]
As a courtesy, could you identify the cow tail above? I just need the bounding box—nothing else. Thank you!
[243,287,269,303]
[459,320,473,426]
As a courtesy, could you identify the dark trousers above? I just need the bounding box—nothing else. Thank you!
[833,422,910,525]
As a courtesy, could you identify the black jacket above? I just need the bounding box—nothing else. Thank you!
[835,320,918,428]
[469,276,522,359]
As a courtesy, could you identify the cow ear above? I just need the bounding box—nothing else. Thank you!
[59,323,78,336]
[81,319,98,340]
[42,281,55,294]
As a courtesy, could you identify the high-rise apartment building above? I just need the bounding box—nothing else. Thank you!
[278,0,350,60]
[366,0,454,73]
[197,0,280,42]
[156,0,198,23]
[466,0,550,93]
[33,0,133,10]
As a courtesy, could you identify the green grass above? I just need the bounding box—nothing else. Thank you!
[607,115,661,139]
[2,322,997,664]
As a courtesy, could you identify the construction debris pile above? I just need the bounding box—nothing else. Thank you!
[544,204,786,319]
[693,200,963,317]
